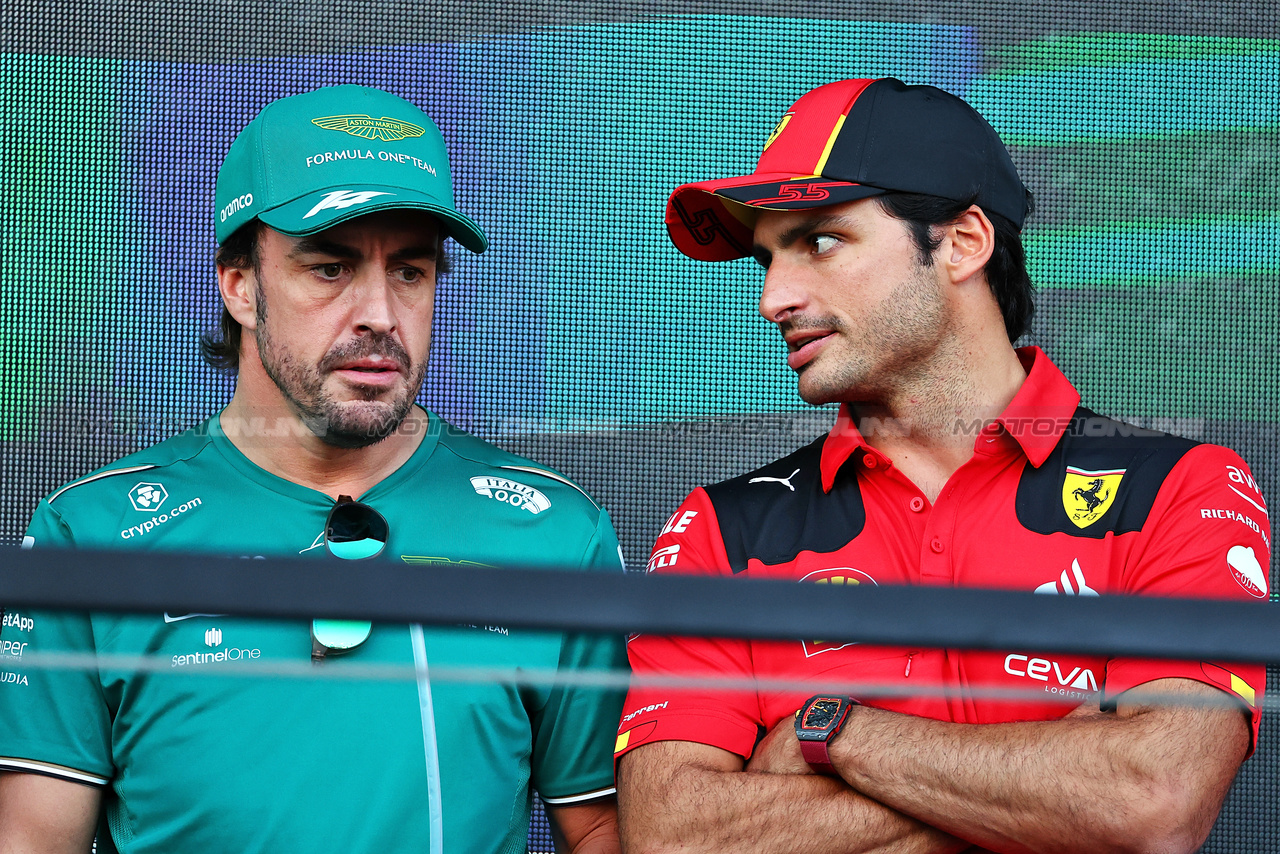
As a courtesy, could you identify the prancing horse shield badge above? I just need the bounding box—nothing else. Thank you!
[1062,466,1125,529]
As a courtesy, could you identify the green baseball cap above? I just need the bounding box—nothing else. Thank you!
[214,85,487,252]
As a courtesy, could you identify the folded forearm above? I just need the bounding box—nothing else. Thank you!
[619,762,965,854]
[830,693,1247,854]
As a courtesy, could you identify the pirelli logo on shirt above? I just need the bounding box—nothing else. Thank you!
[1062,467,1125,529]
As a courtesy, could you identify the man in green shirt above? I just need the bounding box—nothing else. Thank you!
[0,85,626,854]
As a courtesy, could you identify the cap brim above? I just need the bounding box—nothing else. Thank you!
[258,184,488,253]
[666,173,885,262]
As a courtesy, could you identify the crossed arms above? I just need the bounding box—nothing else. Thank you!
[2,676,1249,854]
[616,678,1249,854]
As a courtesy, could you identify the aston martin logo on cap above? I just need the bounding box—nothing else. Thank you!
[312,114,427,142]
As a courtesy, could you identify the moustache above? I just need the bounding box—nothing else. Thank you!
[319,334,411,373]
[778,315,843,337]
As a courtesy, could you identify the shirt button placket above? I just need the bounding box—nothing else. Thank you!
[921,484,956,581]
[921,531,948,579]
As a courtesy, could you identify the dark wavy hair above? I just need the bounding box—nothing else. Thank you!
[199,221,263,374]
[876,192,1035,343]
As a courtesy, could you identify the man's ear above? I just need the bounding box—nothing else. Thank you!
[941,205,995,285]
[217,263,259,331]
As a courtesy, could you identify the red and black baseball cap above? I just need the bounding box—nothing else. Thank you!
[666,78,1030,262]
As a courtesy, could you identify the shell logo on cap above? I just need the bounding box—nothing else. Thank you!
[312,115,426,141]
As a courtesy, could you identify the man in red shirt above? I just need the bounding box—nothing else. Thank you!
[615,78,1269,854]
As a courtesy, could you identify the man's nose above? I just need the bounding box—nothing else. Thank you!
[758,262,807,324]
[350,274,397,333]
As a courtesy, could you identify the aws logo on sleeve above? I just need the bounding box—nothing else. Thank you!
[1062,467,1125,528]
[799,568,877,657]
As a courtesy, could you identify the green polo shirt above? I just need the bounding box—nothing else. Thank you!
[0,411,627,854]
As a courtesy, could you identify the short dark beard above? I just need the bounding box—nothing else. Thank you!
[254,287,427,449]
[782,258,947,407]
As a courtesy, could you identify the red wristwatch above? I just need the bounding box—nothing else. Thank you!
[794,695,858,775]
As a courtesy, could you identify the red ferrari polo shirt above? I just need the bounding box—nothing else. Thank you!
[618,348,1267,763]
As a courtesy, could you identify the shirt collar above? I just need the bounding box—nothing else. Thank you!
[818,346,1081,492]
[995,346,1081,468]
[820,404,871,493]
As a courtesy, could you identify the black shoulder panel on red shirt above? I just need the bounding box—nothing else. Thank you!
[703,435,867,573]
[1015,407,1200,539]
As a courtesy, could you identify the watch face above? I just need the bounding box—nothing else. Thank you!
[802,698,842,730]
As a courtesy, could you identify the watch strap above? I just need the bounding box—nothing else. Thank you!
[799,737,838,775]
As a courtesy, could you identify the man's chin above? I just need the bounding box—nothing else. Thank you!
[795,375,845,407]
[795,362,873,408]
[316,418,401,449]
[317,428,395,450]
[311,400,413,449]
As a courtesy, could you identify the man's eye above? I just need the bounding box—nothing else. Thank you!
[316,263,344,279]
[394,267,423,283]
[812,235,839,254]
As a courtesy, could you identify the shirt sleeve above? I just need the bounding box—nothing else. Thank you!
[0,500,114,784]
[530,508,630,803]
[615,488,762,765]
[1104,444,1269,754]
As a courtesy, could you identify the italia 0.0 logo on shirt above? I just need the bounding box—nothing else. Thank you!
[470,476,550,515]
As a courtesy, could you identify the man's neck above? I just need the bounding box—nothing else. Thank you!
[852,341,1027,502]
[219,387,427,500]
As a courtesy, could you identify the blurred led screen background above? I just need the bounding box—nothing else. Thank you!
[1,1,1277,850]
